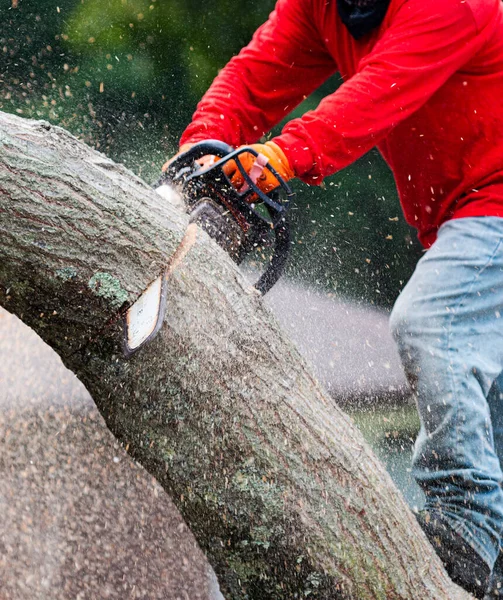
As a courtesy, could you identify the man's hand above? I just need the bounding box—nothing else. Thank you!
[162,140,294,196]
[223,141,294,195]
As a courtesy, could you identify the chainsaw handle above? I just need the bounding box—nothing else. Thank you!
[254,214,290,295]
[162,140,234,183]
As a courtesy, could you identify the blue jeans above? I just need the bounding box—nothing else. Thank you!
[390,217,503,569]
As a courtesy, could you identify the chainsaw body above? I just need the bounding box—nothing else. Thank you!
[158,140,294,295]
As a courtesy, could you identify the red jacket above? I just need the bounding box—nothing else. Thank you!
[180,0,503,247]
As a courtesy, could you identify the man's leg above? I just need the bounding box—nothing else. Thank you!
[390,217,503,597]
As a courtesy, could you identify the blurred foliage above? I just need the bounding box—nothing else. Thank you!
[0,0,422,306]
[0,0,272,160]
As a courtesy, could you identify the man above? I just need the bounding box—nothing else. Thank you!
[167,0,503,596]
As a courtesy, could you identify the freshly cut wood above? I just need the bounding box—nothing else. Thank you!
[0,111,471,599]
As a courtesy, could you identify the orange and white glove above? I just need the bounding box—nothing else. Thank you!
[162,143,219,172]
[223,141,294,196]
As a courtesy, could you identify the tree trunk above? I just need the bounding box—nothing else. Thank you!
[0,111,471,599]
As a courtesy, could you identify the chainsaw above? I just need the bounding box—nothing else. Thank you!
[122,140,294,357]
[158,140,294,295]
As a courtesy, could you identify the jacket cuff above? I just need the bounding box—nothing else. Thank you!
[272,133,324,186]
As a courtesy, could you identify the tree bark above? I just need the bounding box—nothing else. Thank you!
[0,111,471,599]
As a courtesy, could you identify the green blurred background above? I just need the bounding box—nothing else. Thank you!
[0,0,423,307]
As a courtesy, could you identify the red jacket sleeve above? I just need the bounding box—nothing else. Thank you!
[179,0,337,148]
[274,0,495,184]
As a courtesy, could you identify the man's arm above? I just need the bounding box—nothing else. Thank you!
[179,0,337,149]
[273,0,500,184]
